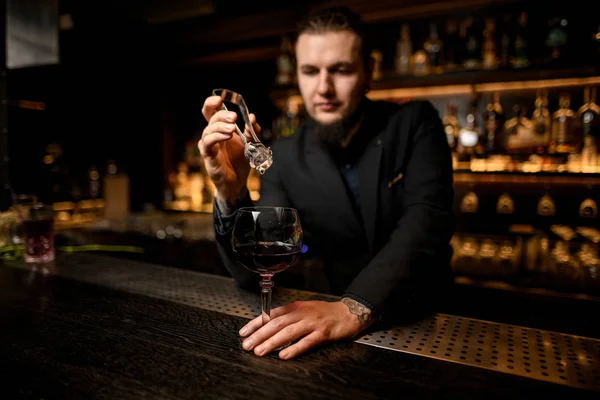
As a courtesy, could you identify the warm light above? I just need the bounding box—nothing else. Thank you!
[77,200,96,210]
[369,85,473,99]
[287,76,600,102]
[18,100,45,110]
[476,76,600,93]
[53,201,75,211]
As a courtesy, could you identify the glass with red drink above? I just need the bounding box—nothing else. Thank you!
[22,203,55,263]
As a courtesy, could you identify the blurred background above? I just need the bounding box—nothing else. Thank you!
[1,0,600,302]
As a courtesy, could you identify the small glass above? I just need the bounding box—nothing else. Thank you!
[212,88,273,175]
[232,207,303,326]
[9,194,37,245]
[0,210,17,248]
[22,202,55,264]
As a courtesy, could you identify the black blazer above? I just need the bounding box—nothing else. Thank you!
[214,98,454,319]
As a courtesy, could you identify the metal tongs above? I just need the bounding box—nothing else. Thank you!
[212,88,273,175]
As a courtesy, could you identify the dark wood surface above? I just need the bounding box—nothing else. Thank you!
[53,227,600,340]
[0,261,597,400]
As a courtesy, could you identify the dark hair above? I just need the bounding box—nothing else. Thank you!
[294,6,372,69]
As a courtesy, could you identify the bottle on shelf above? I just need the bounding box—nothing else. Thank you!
[483,91,505,154]
[578,87,600,140]
[371,49,384,80]
[444,19,461,71]
[395,23,413,75]
[462,16,481,70]
[581,135,598,173]
[103,160,130,220]
[504,104,533,154]
[443,102,460,151]
[424,23,443,74]
[551,93,578,154]
[482,18,498,70]
[456,93,484,161]
[510,11,529,68]
[499,14,512,69]
[532,89,552,153]
[412,49,429,76]
[545,16,569,65]
[275,36,295,86]
[88,165,100,200]
[273,98,301,140]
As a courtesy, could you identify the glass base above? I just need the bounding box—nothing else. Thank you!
[25,250,55,264]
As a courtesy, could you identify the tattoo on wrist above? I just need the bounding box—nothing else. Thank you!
[341,297,373,326]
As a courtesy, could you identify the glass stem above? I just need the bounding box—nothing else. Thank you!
[259,274,274,326]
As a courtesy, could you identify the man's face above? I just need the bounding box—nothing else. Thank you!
[295,30,370,128]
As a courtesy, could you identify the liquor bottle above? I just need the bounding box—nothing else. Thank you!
[395,24,413,75]
[463,16,481,69]
[545,16,569,65]
[532,89,552,152]
[412,49,429,76]
[371,49,384,80]
[483,92,505,154]
[510,12,529,68]
[424,23,443,74]
[505,104,533,153]
[482,18,498,70]
[273,99,301,139]
[581,135,598,173]
[578,87,600,140]
[88,165,100,200]
[275,36,294,86]
[444,20,461,71]
[499,14,513,68]
[457,94,483,160]
[551,93,577,154]
[443,103,460,150]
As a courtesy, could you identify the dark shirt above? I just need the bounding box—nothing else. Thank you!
[329,117,378,218]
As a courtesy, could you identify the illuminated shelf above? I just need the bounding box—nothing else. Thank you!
[272,66,600,108]
[453,171,600,186]
[369,75,600,100]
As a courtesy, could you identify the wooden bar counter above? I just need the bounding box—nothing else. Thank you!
[0,252,598,399]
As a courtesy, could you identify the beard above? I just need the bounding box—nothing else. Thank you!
[308,100,365,148]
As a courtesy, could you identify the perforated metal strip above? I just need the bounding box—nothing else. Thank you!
[12,253,600,392]
[356,315,600,392]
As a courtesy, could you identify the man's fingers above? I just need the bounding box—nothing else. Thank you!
[205,121,237,136]
[239,302,300,338]
[279,331,327,360]
[202,95,223,122]
[199,132,233,155]
[198,122,237,155]
[239,315,263,338]
[253,322,311,357]
[241,313,301,352]
[209,109,237,126]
